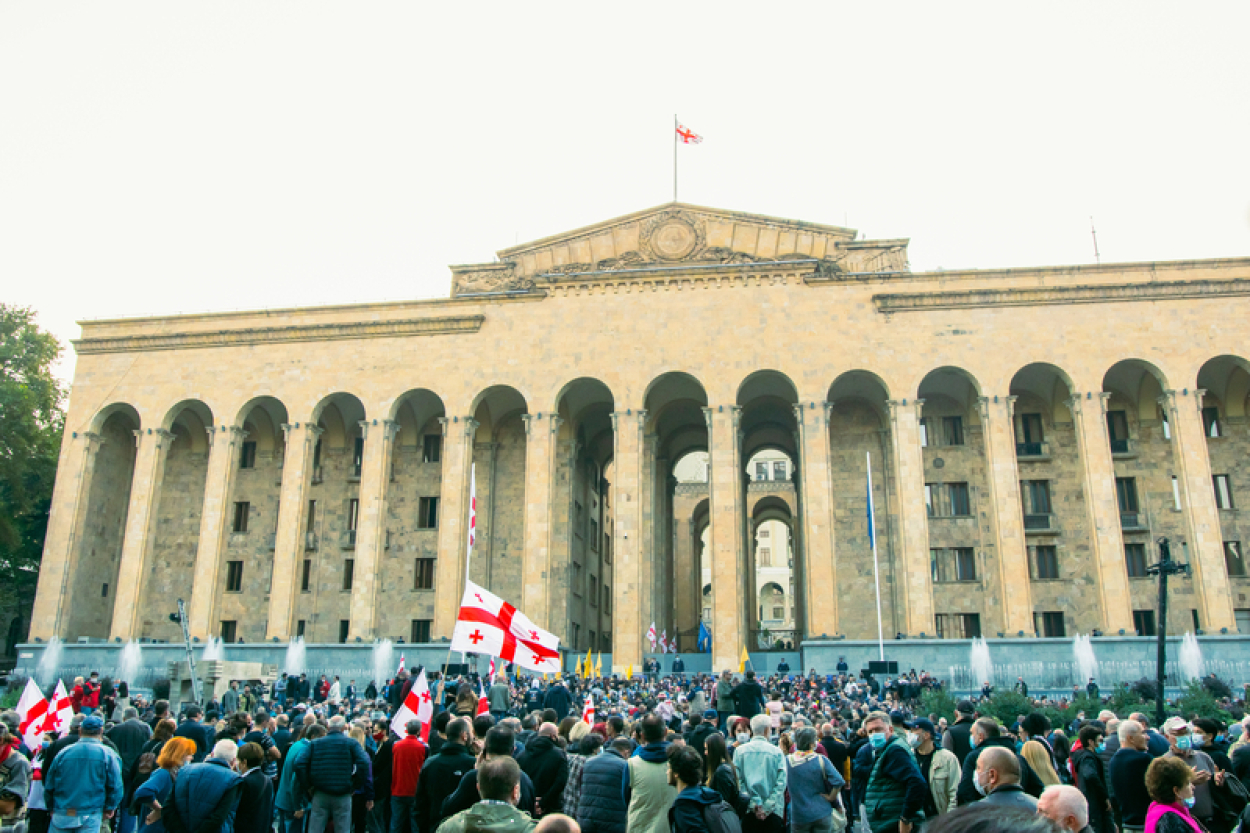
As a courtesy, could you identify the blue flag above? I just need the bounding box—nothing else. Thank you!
[697,620,712,653]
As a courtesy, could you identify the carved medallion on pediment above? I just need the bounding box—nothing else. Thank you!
[640,210,706,262]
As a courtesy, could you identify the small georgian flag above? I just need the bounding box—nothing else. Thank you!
[676,122,703,144]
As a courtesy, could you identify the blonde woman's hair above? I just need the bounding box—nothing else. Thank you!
[349,726,367,746]
[1022,739,1060,787]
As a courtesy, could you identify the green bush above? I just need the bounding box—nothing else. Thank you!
[920,687,959,722]
[1175,681,1233,722]
[0,689,18,710]
[977,691,1033,726]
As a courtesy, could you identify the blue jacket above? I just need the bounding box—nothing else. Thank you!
[577,750,627,833]
[668,786,722,833]
[174,759,242,833]
[45,736,124,815]
[132,768,175,833]
[274,740,310,814]
[296,732,370,797]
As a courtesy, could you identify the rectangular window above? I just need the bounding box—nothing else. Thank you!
[240,441,257,469]
[347,498,360,531]
[589,575,598,607]
[1214,475,1235,509]
[1035,611,1066,638]
[942,416,965,446]
[418,496,439,529]
[1116,477,1140,513]
[755,462,768,481]
[220,620,237,643]
[353,437,365,477]
[759,528,770,539]
[233,501,250,533]
[955,547,976,581]
[1106,410,1130,453]
[1236,609,1250,634]
[1172,476,1182,510]
[604,534,611,564]
[307,500,317,533]
[919,418,930,448]
[572,562,582,594]
[773,606,785,619]
[931,548,976,582]
[759,546,771,560]
[1134,609,1157,636]
[1031,545,1059,580]
[226,560,243,592]
[414,558,435,590]
[410,619,431,643]
[1125,543,1148,578]
[1225,541,1246,577]
[102,583,109,597]
[296,620,306,638]
[1024,480,1052,514]
[343,558,355,591]
[603,585,611,613]
[947,482,971,516]
[590,518,599,550]
[924,484,936,517]
[1192,609,1201,631]
[773,461,787,481]
[1018,413,1044,444]
[338,620,350,644]
[1203,406,1222,438]
[1161,409,1172,439]
[935,613,981,639]
[301,559,312,592]
[423,434,442,463]
[575,501,583,530]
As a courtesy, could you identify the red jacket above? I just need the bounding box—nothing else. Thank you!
[390,736,428,797]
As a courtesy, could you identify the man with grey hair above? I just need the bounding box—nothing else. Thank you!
[734,714,787,832]
[861,710,926,833]
[165,738,243,833]
[1108,719,1151,831]
[1039,785,1091,833]
[298,714,373,833]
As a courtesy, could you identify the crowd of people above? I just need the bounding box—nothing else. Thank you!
[0,663,1247,833]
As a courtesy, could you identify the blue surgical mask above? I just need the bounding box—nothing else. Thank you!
[1176,736,1193,750]
[1184,797,1196,808]
[1015,740,1024,752]
[869,732,887,749]
[1096,742,1107,754]
[970,736,979,749]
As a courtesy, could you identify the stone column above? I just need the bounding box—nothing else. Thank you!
[707,405,745,671]
[1067,393,1134,633]
[109,428,176,640]
[30,431,105,640]
[350,419,399,639]
[639,434,658,649]
[520,413,563,631]
[1161,389,1236,631]
[610,410,646,674]
[978,396,1034,636]
[433,417,477,639]
[793,402,838,639]
[886,399,935,636]
[187,426,246,639]
[265,422,322,640]
[673,513,695,648]
[549,439,578,647]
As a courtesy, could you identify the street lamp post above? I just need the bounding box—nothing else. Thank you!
[1146,537,1190,727]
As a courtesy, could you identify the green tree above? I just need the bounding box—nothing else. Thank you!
[0,305,66,637]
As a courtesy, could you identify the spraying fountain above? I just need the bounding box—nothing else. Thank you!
[37,636,63,686]
[1180,632,1204,682]
[284,637,306,676]
[202,637,224,662]
[371,639,393,688]
[117,640,143,685]
[970,637,993,689]
[1072,634,1099,686]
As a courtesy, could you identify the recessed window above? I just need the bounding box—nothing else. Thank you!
[931,547,976,582]
[773,461,787,481]
[306,500,317,533]
[1106,410,1130,453]
[410,619,431,643]
[1034,611,1066,638]
[338,620,350,644]
[220,620,237,643]
[603,585,611,613]
[589,575,598,607]
[423,434,442,463]
[755,462,768,481]
[1022,480,1052,516]
[418,497,439,529]
[1214,475,1235,510]
[352,437,365,478]
[414,558,435,590]
[590,518,599,551]
[935,613,981,639]
[233,502,250,533]
[572,562,582,595]
[226,560,243,592]
[1172,476,1182,510]
[1225,542,1246,578]
[101,583,109,598]
[239,441,257,469]
[1030,545,1059,580]
[942,416,964,446]
[1116,478,1140,513]
[1017,413,1044,444]
[301,559,312,592]
[947,483,971,516]
[347,498,360,531]
[1125,543,1148,578]
[342,558,354,591]
[296,620,306,638]
[1133,610,1156,636]
[1203,406,1222,438]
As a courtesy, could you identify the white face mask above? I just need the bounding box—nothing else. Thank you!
[736,733,750,743]
[973,770,989,796]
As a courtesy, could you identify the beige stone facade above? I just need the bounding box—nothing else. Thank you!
[30,202,1250,673]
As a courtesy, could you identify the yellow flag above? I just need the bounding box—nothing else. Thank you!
[595,653,602,677]
[625,664,633,680]
[584,648,593,678]
[739,646,750,673]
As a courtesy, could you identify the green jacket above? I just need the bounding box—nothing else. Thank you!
[438,802,536,833]
[865,737,922,833]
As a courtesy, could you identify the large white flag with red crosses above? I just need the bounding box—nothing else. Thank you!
[16,679,48,750]
[42,681,72,738]
[582,693,594,725]
[450,579,561,674]
[389,669,434,741]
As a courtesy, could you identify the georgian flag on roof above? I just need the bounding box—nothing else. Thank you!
[389,668,434,741]
[676,123,703,144]
[450,579,562,674]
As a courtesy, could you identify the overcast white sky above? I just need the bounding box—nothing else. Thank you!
[4,2,1249,384]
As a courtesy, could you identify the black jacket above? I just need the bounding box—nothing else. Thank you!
[577,749,628,833]
[519,736,569,816]
[669,786,722,833]
[414,742,476,833]
[107,719,153,776]
[235,768,274,833]
[956,737,1045,806]
[943,718,976,766]
[732,681,766,718]
[542,686,574,721]
[441,766,536,818]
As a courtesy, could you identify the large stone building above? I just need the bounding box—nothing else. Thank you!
[29,203,1250,674]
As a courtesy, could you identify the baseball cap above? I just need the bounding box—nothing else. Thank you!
[703,709,717,720]
[1162,717,1191,734]
[81,715,105,732]
[955,699,976,714]
[908,718,937,736]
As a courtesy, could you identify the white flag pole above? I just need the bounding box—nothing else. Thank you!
[460,463,476,667]
[868,451,884,661]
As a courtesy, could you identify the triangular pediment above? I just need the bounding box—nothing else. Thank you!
[449,202,909,296]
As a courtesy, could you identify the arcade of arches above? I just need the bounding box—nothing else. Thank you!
[29,202,1250,673]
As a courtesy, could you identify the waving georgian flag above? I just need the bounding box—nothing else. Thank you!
[670,636,679,654]
[477,678,490,716]
[646,622,657,649]
[389,669,434,741]
[582,693,594,725]
[660,630,668,654]
[16,679,48,750]
[42,681,72,738]
[676,122,703,144]
[450,579,562,673]
[396,653,406,675]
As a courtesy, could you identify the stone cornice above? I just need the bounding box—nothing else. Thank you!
[74,314,486,355]
[874,277,1250,314]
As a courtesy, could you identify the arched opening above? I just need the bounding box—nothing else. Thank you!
[141,400,215,640]
[645,372,708,654]
[555,378,615,653]
[750,494,795,649]
[471,386,529,602]
[67,404,141,638]
[379,389,446,642]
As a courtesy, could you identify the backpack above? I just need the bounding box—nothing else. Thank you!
[702,800,743,833]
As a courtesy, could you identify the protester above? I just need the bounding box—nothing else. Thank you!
[1144,756,1200,833]
[667,745,723,833]
[44,715,122,833]
[235,742,274,833]
[130,737,196,833]
[1038,785,1091,833]
[786,727,845,833]
[438,757,536,833]
[976,747,1038,811]
[414,717,475,833]
[909,717,960,818]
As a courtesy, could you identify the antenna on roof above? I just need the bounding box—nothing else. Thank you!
[1090,216,1101,265]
